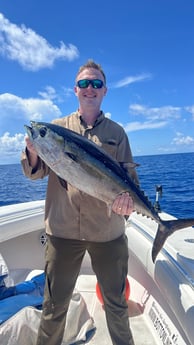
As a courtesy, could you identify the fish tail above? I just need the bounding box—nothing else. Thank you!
[152,218,194,263]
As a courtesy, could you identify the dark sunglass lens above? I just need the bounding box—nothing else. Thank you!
[92,80,104,88]
[77,79,90,88]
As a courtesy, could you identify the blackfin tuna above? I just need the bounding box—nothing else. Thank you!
[25,121,194,262]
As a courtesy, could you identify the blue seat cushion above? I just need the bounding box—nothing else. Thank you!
[0,273,45,324]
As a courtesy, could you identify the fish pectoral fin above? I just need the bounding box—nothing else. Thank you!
[58,177,68,190]
[65,152,77,162]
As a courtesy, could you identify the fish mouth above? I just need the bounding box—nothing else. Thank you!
[24,125,33,137]
[24,123,39,139]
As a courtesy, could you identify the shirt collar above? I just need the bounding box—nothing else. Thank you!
[77,110,105,128]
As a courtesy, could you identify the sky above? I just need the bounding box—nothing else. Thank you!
[0,0,194,164]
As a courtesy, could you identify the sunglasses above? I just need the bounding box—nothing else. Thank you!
[76,79,104,89]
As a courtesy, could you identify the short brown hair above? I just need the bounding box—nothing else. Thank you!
[76,59,106,85]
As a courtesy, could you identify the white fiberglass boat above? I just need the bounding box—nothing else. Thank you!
[0,200,194,345]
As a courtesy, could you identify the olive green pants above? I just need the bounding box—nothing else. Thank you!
[36,234,135,345]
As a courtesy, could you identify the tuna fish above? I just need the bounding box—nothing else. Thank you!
[25,121,194,262]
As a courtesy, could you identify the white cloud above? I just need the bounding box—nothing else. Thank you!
[62,87,74,99]
[105,112,111,119]
[0,93,62,123]
[185,106,194,120]
[172,133,194,146]
[121,103,182,133]
[38,86,58,101]
[112,73,152,88]
[124,120,167,132]
[39,86,74,102]
[129,104,181,120]
[0,132,24,151]
[0,13,79,71]
[0,132,25,163]
[0,90,63,163]
[0,92,63,163]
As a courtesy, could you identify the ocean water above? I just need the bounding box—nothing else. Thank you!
[0,152,193,219]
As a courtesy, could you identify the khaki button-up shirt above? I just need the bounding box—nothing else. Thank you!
[21,111,139,242]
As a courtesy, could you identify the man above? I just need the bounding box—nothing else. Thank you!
[21,60,139,345]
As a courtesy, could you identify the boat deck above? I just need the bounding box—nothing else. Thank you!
[75,274,157,345]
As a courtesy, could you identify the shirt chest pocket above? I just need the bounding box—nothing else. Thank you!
[100,139,118,159]
[88,134,118,160]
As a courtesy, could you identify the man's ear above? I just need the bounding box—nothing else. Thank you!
[103,87,107,96]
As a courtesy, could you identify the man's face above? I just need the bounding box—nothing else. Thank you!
[74,68,107,109]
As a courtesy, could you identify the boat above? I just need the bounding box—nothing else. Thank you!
[0,199,194,345]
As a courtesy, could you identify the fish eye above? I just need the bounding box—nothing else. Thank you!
[39,127,47,138]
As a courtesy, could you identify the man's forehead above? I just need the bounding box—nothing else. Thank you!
[77,68,104,80]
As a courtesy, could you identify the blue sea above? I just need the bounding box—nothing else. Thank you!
[0,152,193,219]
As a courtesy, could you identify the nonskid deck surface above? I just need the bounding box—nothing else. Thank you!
[75,274,157,345]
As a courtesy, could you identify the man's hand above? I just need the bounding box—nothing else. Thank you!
[112,192,134,216]
[25,137,37,155]
[25,137,39,168]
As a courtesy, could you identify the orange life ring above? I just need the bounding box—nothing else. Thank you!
[96,277,130,304]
